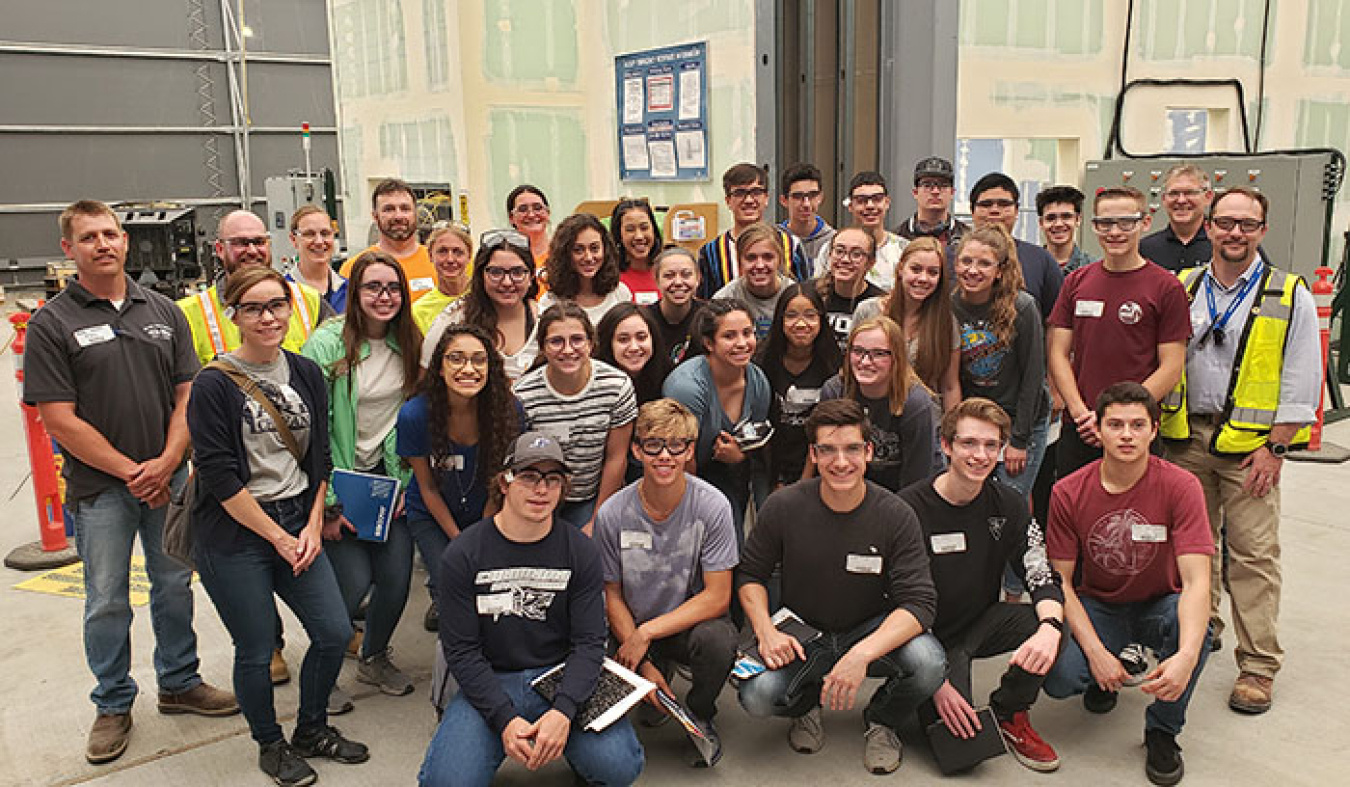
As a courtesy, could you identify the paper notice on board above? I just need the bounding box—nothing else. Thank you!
[647,74,674,112]
[622,134,650,171]
[623,78,644,125]
[675,130,706,169]
[648,139,677,177]
[678,69,701,120]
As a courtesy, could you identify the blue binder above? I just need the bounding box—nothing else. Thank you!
[330,469,400,542]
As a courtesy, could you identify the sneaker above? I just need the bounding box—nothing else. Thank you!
[1083,684,1118,714]
[688,717,723,767]
[270,648,291,685]
[423,602,439,632]
[997,711,1060,772]
[86,712,132,764]
[291,724,370,764]
[862,722,902,774]
[1119,643,1150,687]
[357,650,414,696]
[158,682,240,717]
[1144,729,1184,786]
[327,686,354,715]
[788,707,824,754]
[344,628,364,661]
[259,739,317,787]
[1229,673,1274,715]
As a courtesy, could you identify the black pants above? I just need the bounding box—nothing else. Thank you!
[920,602,1046,724]
[646,617,738,722]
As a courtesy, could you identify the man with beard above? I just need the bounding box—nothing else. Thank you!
[340,178,438,302]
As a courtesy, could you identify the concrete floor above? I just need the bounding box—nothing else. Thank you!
[2,309,1349,786]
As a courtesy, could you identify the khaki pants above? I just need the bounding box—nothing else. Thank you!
[1165,419,1283,678]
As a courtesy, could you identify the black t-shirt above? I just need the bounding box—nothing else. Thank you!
[822,282,885,349]
[819,374,941,493]
[641,300,707,365]
[899,477,1063,643]
[763,357,833,485]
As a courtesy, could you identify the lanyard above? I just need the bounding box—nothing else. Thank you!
[1202,261,1262,347]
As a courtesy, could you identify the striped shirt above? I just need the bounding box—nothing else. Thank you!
[513,360,638,501]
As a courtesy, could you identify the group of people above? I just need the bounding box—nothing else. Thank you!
[22,153,1318,787]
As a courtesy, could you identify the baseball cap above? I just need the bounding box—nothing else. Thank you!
[914,156,954,185]
[504,431,569,474]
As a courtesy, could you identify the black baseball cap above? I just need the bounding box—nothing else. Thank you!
[914,157,954,185]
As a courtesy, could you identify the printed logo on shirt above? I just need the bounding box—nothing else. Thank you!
[142,322,175,342]
[1086,508,1162,576]
[988,516,1007,540]
[474,567,571,621]
[959,320,1008,388]
[780,384,822,427]
[1118,301,1143,325]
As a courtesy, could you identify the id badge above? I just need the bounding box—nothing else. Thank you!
[1131,523,1168,543]
[845,554,883,574]
[930,532,968,554]
[1075,299,1105,318]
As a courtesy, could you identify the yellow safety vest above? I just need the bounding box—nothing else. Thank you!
[1159,265,1312,455]
[177,280,323,366]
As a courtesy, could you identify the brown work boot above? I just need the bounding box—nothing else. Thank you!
[1229,673,1274,714]
[271,648,291,685]
[158,682,240,716]
[86,712,132,764]
[345,628,364,660]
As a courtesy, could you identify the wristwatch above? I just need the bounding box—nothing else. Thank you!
[1268,442,1290,458]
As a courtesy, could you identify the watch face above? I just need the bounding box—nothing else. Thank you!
[1270,443,1288,456]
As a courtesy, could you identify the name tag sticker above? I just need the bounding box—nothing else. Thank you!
[476,592,513,616]
[1075,299,1105,318]
[73,324,116,347]
[409,277,435,292]
[846,554,883,574]
[621,530,653,550]
[1132,523,1168,543]
[450,454,465,471]
[930,532,968,554]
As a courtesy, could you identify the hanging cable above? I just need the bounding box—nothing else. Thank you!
[1253,0,1272,150]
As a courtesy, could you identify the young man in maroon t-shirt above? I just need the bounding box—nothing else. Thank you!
[1047,186,1190,478]
[1043,382,1213,787]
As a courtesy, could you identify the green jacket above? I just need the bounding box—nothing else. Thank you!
[301,318,412,505]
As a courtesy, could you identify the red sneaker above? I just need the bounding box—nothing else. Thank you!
[998,711,1060,772]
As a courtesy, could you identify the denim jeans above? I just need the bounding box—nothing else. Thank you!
[737,613,947,732]
[419,666,645,787]
[1043,593,1211,736]
[196,495,353,744]
[555,498,597,530]
[325,516,413,657]
[69,467,201,714]
[408,517,451,595]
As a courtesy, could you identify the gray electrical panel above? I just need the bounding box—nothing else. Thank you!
[1081,152,1343,280]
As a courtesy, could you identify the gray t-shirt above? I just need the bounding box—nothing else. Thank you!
[713,276,791,341]
[596,476,739,624]
[224,353,312,502]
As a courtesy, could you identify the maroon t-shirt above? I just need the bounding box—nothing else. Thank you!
[1047,455,1214,604]
[1047,261,1191,409]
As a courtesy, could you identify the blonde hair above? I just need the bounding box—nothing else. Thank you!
[842,316,925,415]
[734,223,788,275]
[635,398,699,440]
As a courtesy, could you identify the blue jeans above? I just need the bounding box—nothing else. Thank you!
[1043,593,1211,736]
[419,666,645,787]
[408,517,451,595]
[737,613,947,732]
[69,468,200,714]
[555,498,597,530]
[196,496,353,744]
[325,516,413,657]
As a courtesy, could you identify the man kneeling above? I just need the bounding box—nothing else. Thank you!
[899,397,1065,773]
[419,433,644,787]
[736,399,945,775]
[1043,383,1213,786]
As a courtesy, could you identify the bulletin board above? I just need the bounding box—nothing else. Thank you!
[615,42,709,182]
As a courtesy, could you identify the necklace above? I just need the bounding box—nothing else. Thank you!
[637,479,679,521]
[447,444,476,511]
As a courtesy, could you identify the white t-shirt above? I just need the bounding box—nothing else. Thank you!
[814,231,909,292]
[354,338,405,471]
[538,283,634,328]
[421,299,540,383]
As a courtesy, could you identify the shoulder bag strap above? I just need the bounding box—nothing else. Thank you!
[204,360,306,464]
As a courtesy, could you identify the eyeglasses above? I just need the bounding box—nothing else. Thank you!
[480,228,530,252]
[1163,188,1207,200]
[829,245,871,263]
[974,198,1017,209]
[296,229,335,240]
[223,236,271,249]
[231,296,291,320]
[847,193,888,207]
[727,186,768,201]
[1091,215,1144,232]
[786,190,821,202]
[1041,212,1077,224]
[785,308,821,323]
[812,442,868,459]
[916,179,951,191]
[483,265,532,283]
[509,468,567,489]
[849,346,893,363]
[545,334,590,351]
[444,351,490,369]
[359,281,403,298]
[511,203,549,216]
[635,437,692,456]
[951,436,1004,455]
[1210,216,1265,234]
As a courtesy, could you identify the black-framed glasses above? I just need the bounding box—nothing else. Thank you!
[727,186,768,201]
[231,296,291,320]
[847,192,888,207]
[480,228,530,252]
[444,351,490,369]
[916,179,951,191]
[1210,216,1265,234]
[509,468,567,489]
[786,189,822,202]
[635,437,692,457]
[359,281,403,299]
[482,265,532,283]
[848,346,893,363]
[1091,215,1144,232]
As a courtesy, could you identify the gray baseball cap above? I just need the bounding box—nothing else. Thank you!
[505,431,569,473]
[913,156,954,184]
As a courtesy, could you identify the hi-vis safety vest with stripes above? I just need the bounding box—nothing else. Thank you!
[178,281,322,366]
[1159,265,1312,455]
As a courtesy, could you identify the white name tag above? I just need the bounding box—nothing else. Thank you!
[1075,299,1105,318]
[634,291,659,306]
[449,454,465,471]
[409,276,435,293]
[476,591,513,616]
[846,554,883,574]
[930,532,968,554]
[620,530,653,550]
[1131,523,1168,543]
[73,324,116,347]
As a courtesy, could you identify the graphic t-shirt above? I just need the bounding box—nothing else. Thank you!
[763,357,833,485]
[823,281,885,349]
[223,353,312,502]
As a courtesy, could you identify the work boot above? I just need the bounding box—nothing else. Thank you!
[86,712,132,764]
[157,682,240,716]
[1229,673,1274,714]
[270,648,291,685]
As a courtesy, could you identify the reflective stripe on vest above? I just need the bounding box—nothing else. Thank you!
[197,290,228,356]
[288,281,315,340]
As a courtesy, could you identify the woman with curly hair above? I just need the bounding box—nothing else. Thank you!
[539,213,632,326]
[421,230,540,382]
[398,324,523,602]
[610,198,664,305]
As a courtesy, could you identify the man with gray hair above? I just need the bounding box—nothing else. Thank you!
[1140,164,1214,273]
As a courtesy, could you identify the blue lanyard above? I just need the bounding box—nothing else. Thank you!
[1203,261,1263,345]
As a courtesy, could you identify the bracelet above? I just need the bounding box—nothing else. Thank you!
[1039,617,1063,632]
